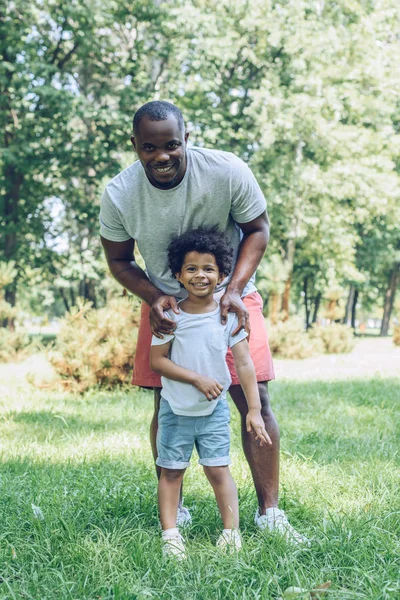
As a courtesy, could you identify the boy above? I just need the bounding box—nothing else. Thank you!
[150,227,271,559]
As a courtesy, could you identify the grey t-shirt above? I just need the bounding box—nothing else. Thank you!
[99,147,267,298]
[151,306,248,416]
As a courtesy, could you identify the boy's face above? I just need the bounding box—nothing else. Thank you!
[176,252,223,297]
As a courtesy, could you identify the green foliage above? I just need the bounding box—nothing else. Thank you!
[267,318,323,359]
[48,297,140,391]
[393,326,400,346]
[310,324,356,354]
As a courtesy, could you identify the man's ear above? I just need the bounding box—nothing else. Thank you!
[184,131,189,144]
[131,135,137,151]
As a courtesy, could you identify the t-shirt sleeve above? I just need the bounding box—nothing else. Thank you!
[227,313,248,348]
[99,188,132,242]
[151,333,174,346]
[229,158,268,224]
[150,310,177,346]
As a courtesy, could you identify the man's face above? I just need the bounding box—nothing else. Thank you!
[131,114,189,189]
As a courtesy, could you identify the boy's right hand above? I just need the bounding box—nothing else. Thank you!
[194,375,224,401]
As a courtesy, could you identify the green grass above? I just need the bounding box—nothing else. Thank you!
[0,379,399,599]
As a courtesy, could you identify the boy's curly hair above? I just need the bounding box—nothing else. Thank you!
[167,227,234,280]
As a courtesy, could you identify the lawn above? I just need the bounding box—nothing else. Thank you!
[0,376,399,599]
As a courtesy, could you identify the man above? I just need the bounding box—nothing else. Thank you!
[99,100,306,543]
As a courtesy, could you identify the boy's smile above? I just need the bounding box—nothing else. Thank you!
[176,252,223,298]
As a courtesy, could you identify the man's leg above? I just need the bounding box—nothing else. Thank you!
[229,381,280,513]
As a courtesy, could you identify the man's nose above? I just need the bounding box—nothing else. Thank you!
[154,150,170,162]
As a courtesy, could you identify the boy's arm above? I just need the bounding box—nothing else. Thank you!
[150,343,224,401]
[231,339,272,445]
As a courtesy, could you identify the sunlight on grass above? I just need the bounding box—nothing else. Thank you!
[0,379,399,599]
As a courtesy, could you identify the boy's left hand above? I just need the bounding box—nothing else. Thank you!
[246,409,272,446]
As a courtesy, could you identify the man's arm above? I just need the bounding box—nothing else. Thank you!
[100,236,179,337]
[220,211,269,334]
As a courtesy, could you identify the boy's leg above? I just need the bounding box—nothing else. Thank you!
[158,468,185,530]
[202,465,239,529]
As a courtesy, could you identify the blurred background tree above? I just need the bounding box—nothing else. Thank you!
[1,0,399,337]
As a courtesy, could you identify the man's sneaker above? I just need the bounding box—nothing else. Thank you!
[255,507,309,545]
[216,529,242,552]
[176,505,192,527]
[162,528,186,560]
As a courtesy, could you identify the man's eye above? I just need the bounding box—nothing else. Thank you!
[169,143,178,149]
[143,147,154,152]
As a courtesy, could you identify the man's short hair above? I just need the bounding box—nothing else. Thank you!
[167,227,234,280]
[133,101,185,134]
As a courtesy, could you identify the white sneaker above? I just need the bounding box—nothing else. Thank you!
[162,529,186,560]
[216,529,242,552]
[176,505,192,527]
[255,507,309,545]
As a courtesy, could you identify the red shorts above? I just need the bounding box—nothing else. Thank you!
[131,291,275,387]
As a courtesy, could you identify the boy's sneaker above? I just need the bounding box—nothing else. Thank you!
[255,507,309,545]
[176,505,192,527]
[216,529,242,552]
[162,528,186,560]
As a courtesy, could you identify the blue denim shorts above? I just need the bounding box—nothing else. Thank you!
[156,397,231,470]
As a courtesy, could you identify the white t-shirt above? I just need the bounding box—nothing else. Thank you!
[151,306,248,416]
[99,147,267,299]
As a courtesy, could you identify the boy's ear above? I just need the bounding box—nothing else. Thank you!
[218,272,225,284]
[175,271,182,283]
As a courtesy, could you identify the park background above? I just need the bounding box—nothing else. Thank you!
[1,1,399,599]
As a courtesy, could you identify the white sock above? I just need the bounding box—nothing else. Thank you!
[162,527,179,539]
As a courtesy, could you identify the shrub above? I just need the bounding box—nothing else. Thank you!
[48,297,140,391]
[266,318,324,359]
[393,325,400,346]
[310,323,355,354]
[0,329,32,363]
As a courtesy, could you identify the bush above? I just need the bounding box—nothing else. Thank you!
[393,325,400,346]
[0,329,32,363]
[48,297,140,391]
[310,323,355,354]
[266,318,324,359]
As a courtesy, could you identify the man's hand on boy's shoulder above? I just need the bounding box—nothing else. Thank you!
[219,290,250,336]
[149,294,180,338]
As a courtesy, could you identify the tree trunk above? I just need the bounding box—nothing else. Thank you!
[380,264,400,336]
[281,233,296,319]
[351,289,359,329]
[268,292,280,325]
[312,292,322,324]
[343,285,355,325]
[281,275,292,320]
[304,277,311,329]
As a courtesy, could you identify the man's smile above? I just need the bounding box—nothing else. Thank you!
[152,164,175,174]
